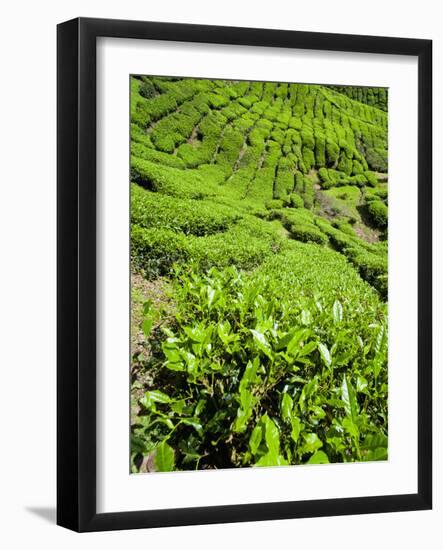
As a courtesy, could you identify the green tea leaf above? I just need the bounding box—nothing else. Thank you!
[144,390,170,406]
[281,393,293,423]
[240,358,259,387]
[207,286,216,308]
[162,340,181,364]
[256,452,288,467]
[182,417,203,436]
[363,433,388,448]
[300,309,312,325]
[249,425,262,455]
[357,375,368,393]
[155,441,175,472]
[142,318,153,337]
[301,433,322,453]
[299,340,317,357]
[286,329,308,356]
[371,323,387,380]
[290,417,301,443]
[234,407,252,433]
[341,376,359,423]
[318,343,332,368]
[333,300,343,323]
[142,299,153,315]
[250,329,273,359]
[194,399,206,416]
[342,417,359,439]
[234,384,255,433]
[263,415,280,457]
[307,450,330,464]
[170,399,186,414]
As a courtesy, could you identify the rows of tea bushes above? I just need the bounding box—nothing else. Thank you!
[130,76,389,472]
[131,76,388,193]
[326,85,388,112]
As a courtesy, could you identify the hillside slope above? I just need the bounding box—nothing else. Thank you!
[130,76,389,472]
[131,76,388,296]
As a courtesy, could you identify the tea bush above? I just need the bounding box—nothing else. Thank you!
[132,254,387,470]
[139,79,157,100]
[367,200,388,229]
[131,184,240,236]
[131,225,191,278]
[288,193,304,208]
[272,209,329,245]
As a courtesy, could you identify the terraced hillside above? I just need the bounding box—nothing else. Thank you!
[130,76,388,473]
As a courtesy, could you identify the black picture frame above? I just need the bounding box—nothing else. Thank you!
[57,17,432,532]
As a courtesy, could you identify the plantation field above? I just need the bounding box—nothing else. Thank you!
[130,76,388,472]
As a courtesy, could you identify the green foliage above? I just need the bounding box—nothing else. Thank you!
[288,193,304,208]
[132,259,387,470]
[366,200,388,229]
[274,158,294,200]
[131,141,186,169]
[269,208,328,245]
[131,184,239,236]
[352,160,365,175]
[294,172,315,209]
[139,79,157,99]
[318,167,368,189]
[189,217,284,271]
[365,185,388,202]
[316,218,388,298]
[131,225,191,278]
[327,85,388,111]
[131,156,222,198]
[364,171,379,186]
[265,199,285,210]
[130,75,389,472]
[302,146,316,172]
[132,208,284,279]
[325,139,340,167]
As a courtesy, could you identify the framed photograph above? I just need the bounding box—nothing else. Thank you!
[57,17,432,532]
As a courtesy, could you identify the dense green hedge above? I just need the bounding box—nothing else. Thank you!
[131,184,240,236]
[132,249,387,470]
[326,85,388,111]
[273,209,329,245]
[366,200,388,229]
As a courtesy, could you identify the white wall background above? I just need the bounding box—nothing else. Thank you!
[0,0,440,547]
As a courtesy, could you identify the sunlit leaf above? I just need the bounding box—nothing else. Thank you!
[263,415,280,458]
[142,299,153,315]
[281,393,293,423]
[290,417,301,443]
[299,340,317,357]
[250,329,273,359]
[307,450,330,464]
[182,417,203,436]
[143,390,170,406]
[249,425,262,455]
[301,433,322,453]
[142,318,153,337]
[357,376,368,393]
[286,329,308,356]
[155,441,175,472]
[318,343,332,368]
[333,300,343,323]
[341,376,359,423]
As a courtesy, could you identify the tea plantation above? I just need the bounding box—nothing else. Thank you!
[130,76,388,472]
